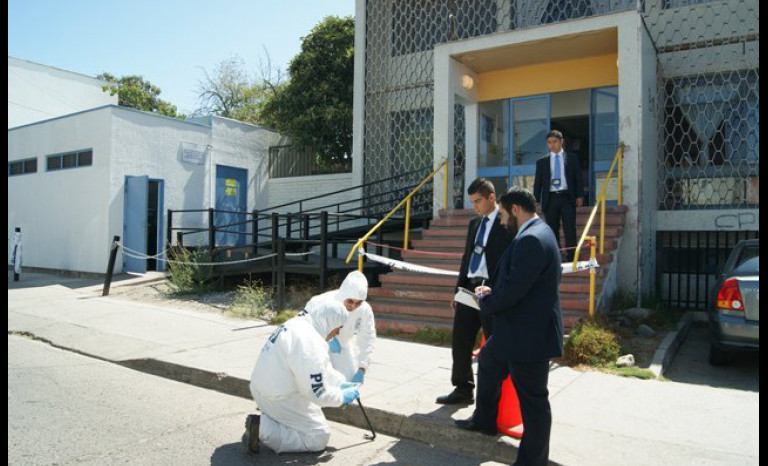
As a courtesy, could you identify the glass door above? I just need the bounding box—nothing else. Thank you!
[510,95,550,190]
[590,86,619,204]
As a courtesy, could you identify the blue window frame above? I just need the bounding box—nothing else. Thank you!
[46,149,93,172]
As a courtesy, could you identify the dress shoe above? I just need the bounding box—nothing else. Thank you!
[436,389,474,405]
[455,418,497,436]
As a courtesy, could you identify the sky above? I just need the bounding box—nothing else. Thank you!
[8,0,355,116]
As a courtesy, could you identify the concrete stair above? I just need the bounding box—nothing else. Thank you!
[369,205,628,333]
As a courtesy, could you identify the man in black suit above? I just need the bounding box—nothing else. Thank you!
[533,130,584,261]
[456,187,563,466]
[436,178,512,405]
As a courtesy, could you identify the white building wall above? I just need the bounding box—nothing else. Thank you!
[265,173,358,213]
[8,56,116,129]
[8,108,113,273]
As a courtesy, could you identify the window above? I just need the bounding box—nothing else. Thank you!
[46,149,94,172]
[8,158,37,177]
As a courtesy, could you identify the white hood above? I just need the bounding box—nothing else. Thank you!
[334,271,368,302]
[307,301,348,339]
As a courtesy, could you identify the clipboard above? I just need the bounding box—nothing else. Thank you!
[454,287,481,310]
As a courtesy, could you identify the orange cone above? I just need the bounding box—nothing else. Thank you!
[472,334,486,357]
[497,376,524,439]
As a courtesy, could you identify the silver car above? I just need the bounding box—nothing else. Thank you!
[709,239,759,366]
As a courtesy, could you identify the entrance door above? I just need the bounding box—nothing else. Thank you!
[215,165,247,247]
[123,177,165,273]
[590,87,619,203]
[477,95,550,193]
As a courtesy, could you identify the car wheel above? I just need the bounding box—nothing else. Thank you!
[708,343,729,366]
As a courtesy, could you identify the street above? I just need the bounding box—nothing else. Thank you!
[8,335,502,465]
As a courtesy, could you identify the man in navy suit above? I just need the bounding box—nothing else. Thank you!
[533,130,584,261]
[455,186,563,466]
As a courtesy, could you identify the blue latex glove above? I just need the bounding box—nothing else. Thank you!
[341,387,359,406]
[340,382,357,390]
[351,369,365,384]
[328,337,341,354]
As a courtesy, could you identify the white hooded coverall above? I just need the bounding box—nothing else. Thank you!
[305,271,376,380]
[249,301,348,453]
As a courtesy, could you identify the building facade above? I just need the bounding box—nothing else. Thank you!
[352,0,759,308]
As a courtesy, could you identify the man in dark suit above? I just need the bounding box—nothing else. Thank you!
[533,130,584,261]
[456,187,563,466]
[436,178,512,405]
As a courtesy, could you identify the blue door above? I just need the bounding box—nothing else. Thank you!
[215,165,247,247]
[477,95,550,193]
[590,87,619,204]
[123,175,149,273]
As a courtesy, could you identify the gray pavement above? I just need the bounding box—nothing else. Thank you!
[8,272,760,465]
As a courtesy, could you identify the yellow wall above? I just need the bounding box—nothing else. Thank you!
[477,54,618,102]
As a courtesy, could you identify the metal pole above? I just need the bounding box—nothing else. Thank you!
[600,196,606,255]
[589,236,597,319]
[208,207,215,253]
[102,235,121,296]
[617,146,623,206]
[277,238,286,311]
[356,398,376,440]
[252,210,259,258]
[443,161,449,210]
[320,211,328,291]
[403,197,411,250]
[12,227,21,282]
[271,213,279,288]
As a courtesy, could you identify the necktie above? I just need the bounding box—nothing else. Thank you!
[469,216,489,274]
[553,153,562,190]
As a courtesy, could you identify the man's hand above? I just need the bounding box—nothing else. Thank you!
[451,300,458,311]
[328,337,342,354]
[474,286,492,298]
[576,197,584,207]
[351,368,365,384]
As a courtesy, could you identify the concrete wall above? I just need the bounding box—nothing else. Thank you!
[8,108,113,273]
[266,173,359,213]
[8,57,116,129]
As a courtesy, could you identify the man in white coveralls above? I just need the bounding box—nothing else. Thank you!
[306,271,375,385]
[243,300,360,454]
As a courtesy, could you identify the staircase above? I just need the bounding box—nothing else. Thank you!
[368,206,628,333]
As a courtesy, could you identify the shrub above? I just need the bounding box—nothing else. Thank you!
[167,247,214,295]
[230,278,274,319]
[563,319,621,367]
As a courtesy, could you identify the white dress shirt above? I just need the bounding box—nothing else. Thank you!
[467,205,499,280]
[549,151,568,192]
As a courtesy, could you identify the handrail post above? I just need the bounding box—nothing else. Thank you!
[320,211,328,291]
[617,146,623,206]
[403,197,411,250]
[277,238,286,311]
[600,196,606,255]
[443,161,448,210]
[358,250,364,272]
[102,235,121,296]
[271,212,279,287]
[589,236,597,319]
[208,207,216,253]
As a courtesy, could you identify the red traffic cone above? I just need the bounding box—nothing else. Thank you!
[472,334,486,357]
[497,376,524,439]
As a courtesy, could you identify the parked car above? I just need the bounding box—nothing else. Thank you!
[708,239,759,365]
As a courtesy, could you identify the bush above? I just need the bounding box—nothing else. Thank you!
[167,247,214,295]
[563,320,621,367]
[230,278,274,319]
[270,310,299,326]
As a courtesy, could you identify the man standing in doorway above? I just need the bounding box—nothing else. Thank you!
[436,178,512,405]
[533,130,584,261]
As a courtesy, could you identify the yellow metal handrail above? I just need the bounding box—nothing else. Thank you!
[572,143,624,318]
[346,160,449,270]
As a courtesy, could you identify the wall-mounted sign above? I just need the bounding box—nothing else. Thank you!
[181,142,207,165]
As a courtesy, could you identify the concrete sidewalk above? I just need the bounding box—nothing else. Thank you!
[8,273,758,465]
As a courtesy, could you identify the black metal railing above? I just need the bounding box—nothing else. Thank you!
[268,145,352,178]
[656,230,760,310]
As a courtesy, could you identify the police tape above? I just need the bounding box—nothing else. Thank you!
[360,248,599,276]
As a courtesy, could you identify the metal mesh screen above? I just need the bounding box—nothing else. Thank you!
[363,0,758,211]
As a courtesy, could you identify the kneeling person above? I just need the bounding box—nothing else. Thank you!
[245,301,360,454]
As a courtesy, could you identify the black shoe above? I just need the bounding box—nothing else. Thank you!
[455,418,497,436]
[436,389,474,405]
[242,414,260,453]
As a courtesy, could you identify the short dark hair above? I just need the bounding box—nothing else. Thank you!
[546,130,563,141]
[499,186,537,214]
[467,178,495,198]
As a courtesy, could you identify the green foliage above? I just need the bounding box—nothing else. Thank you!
[563,319,621,367]
[260,16,354,163]
[167,247,214,295]
[229,278,274,319]
[98,73,183,118]
[603,366,657,380]
[270,310,299,326]
[378,327,453,347]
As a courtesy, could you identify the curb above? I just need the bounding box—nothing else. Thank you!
[649,311,704,378]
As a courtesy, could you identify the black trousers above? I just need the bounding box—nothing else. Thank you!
[544,193,577,262]
[472,346,552,466]
[450,302,493,393]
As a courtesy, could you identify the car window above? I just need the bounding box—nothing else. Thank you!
[732,247,759,275]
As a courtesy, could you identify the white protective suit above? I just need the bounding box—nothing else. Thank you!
[305,271,376,380]
[249,301,348,453]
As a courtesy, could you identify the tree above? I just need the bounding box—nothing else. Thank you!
[195,54,281,125]
[260,16,354,163]
[98,73,183,118]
